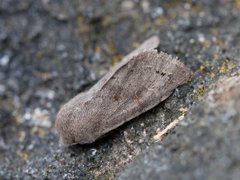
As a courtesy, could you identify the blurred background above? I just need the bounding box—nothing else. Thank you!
[0,0,240,179]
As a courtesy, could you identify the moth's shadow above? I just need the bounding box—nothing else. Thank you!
[69,128,121,150]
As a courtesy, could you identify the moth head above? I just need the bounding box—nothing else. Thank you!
[55,99,97,145]
[55,104,76,145]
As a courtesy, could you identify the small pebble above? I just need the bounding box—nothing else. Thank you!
[22,108,51,128]
[151,7,164,18]
[141,1,150,13]
[36,89,55,100]
[0,84,6,95]
[121,1,134,10]
[0,55,10,66]
[23,111,32,121]
[32,108,51,128]
[198,33,205,43]
[89,148,97,156]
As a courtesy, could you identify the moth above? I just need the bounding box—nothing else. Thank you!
[55,36,190,145]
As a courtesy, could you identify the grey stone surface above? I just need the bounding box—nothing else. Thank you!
[0,0,240,179]
[118,70,240,180]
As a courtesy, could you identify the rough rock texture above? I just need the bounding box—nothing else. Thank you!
[0,0,240,179]
[118,70,240,180]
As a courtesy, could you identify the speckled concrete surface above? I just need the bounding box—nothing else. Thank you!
[118,70,240,180]
[0,0,239,179]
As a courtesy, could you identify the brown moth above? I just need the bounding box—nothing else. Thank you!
[55,36,190,145]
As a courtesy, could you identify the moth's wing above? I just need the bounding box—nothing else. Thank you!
[88,50,190,136]
[56,50,190,145]
[90,36,159,95]
[120,36,160,64]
